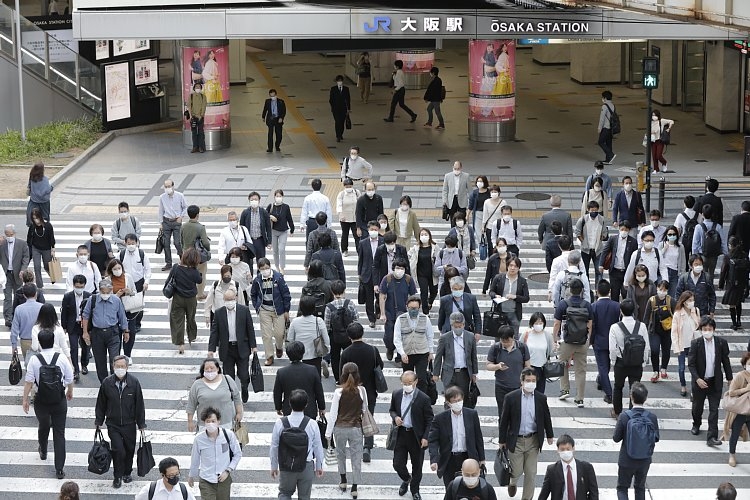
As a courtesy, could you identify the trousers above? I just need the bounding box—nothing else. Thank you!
[67,322,90,373]
[729,414,750,454]
[107,422,136,479]
[222,344,250,391]
[447,368,472,408]
[278,460,314,500]
[330,338,352,383]
[91,327,121,383]
[3,271,20,321]
[613,361,643,415]
[508,434,540,500]
[402,352,429,393]
[31,247,52,288]
[558,341,588,400]
[333,426,363,484]
[267,122,283,150]
[200,475,233,500]
[392,427,425,494]
[426,101,444,126]
[161,219,183,266]
[387,87,416,120]
[260,309,286,360]
[170,294,198,345]
[442,451,469,488]
[271,230,289,269]
[593,348,613,398]
[417,274,437,315]
[691,377,721,440]
[617,462,650,500]
[35,397,67,471]
[598,127,614,162]
[191,118,206,150]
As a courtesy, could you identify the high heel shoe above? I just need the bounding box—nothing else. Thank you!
[351,485,358,498]
[339,482,347,492]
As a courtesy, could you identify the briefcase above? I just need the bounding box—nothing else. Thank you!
[494,447,512,486]
[155,228,165,255]
[482,310,509,337]
[425,361,438,405]
[466,381,481,409]
[8,352,21,385]
[318,415,329,449]
[357,281,366,305]
[345,115,352,130]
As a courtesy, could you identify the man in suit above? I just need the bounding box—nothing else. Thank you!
[545,221,564,272]
[498,367,555,500]
[538,434,599,500]
[60,274,92,381]
[697,178,724,226]
[389,370,434,500]
[442,161,471,227]
[538,195,573,248]
[357,221,383,328]
[688,316,732,446]
[0,223,29,326]
[273,340,325,420]
[373,231,410,288]
[240,191,273,266]
[611,177,645,237]
[598,221,639,302]
[438,277,482,339]
[433,313,478,408]
[429,386,485,489]
[261,88,286,152]
[355,183,384,240]
[728,200,750,255]
[590,280,620,404]
[341,322,383,462]
[329,74,351,143]
[207,288,256,403]
[180,205,210,300]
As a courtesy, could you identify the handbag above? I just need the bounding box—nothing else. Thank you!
[361,398,380,438]
[442,204,450,221]
[136,430,155,477]
[313,319,329,357]
[47,257,63,283]
[233,420,250,447]
[479,234,488,261]
[386,393,415,451]
[155,228,165,255]
[425,361,438,404]
[544,356,566,380]
[318,415,329,449]
[87,429,112,475]
[466,254,476,270]
[374,346,388,393]
[482,310,509,337]
[466,380,481,409]
[194,236,210,264]
[345,114,352,130]
[494,447,512,486]
[659,126,671,145]
[602,250,613,271]
[723,390,750,415]
[8,352,22,385]
[162,268,176,299]
[121,292,144,313]
[357,280,366,305]
[250,352,264,393]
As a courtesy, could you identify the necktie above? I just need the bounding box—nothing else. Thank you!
[567,464,575,500]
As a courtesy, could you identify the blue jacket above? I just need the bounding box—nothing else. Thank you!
[612,189,645,228]
[675,271,716,315]
[250,270,292,316]
[591,297,621,351]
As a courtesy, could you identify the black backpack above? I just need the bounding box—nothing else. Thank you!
[606,103,621,135]
[301,285,326,318]
[700,222,722,258]
[729,256,750,288]
[327,300,354,344]
[618,321,646,367]
[278,416,311,473]
[36,353,64,403]
[148,480,187,500]
[321,259,339,281]
[119,248,145,265]
[681,211,699,250]
[563,299,590,345]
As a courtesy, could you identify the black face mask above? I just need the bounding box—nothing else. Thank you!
[222,276,232,284]
[166,474,180,486]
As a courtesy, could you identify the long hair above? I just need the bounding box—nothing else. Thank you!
[29,163,45,182]
[340,362,361,394]
[675,291,694,311]
[36,303,60,329]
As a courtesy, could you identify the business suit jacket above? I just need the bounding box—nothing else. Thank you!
[208,304,256,361]
[438,293,482,334]
[538,209,573,246]
[273,361,326,419]
[488,274,530,322]
[433,330,478,386]
[612,189,645,228]
[0,238,30,282]
[598,234,638,270]
[341,340,383,398]
[442,172,471,209]
[329,85,351,116]
[60,289,91,333]
[262,97,286,126]
[357,236,383,284]
[372,243,410,285]
[538,459,599,500]
[428,408,485,478]
[388,388,434,444]
[498,388,554,453]
[688,336,732,390]
[697,192,724,226]
[240,207,273,246]
[545,236,563,272]
[728,211,750,253]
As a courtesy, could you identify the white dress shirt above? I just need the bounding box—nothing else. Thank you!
[401,390,414,428]
[561,460,578,500]
[452,332,467,369]
[451,411,467,452]
[134,479,197,500]
[218,225,250,258]
[704,338,715,379]
[226,307,236,342]
[66,260,101,293]
[491,217,524,249]
[121,247,152,285]
[299,191,333,226]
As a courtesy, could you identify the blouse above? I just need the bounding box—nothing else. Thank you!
[30,324,71,360]
[187,375,241,430]
[286,315,330,361]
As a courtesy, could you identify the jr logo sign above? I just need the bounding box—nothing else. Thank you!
[363,16,391,33]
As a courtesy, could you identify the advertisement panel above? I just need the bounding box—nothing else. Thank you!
[468,39,515,122]
[134,58,158,85]
[395,50,433,73]
[182,44,230,131]
[104,62,130,121]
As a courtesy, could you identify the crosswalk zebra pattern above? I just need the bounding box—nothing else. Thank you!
[0,218,747,499]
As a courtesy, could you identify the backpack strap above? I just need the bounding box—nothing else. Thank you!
[225,375,233,402]
[513,219,518,238]
[281,416,290,429]
[299,416,310,430]
[450,477,460,498]
[180,483,188,500]
[148,480,157,500]
[222,428,234,462]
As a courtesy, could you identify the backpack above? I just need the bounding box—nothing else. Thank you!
[439,248,464,262]
[119,248,145,265]
[618,321,646,367]
[278,416,311,473]
[115,216,136,233]
[562,299,590,345]
[194,236,210,264]
[700,222,722,258]
[680,211,699,250]
[606,103,621,135]
[327,300,354,344]
[35,353,64,403]
[624,409,657,460]
[301,285,327,318]
[495,219,519,240]
[560,270,584,301]
[440,85,447,101]
[321,259,339,281]
[148,480,187,500]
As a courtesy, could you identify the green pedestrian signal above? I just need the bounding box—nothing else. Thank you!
[643,74,658,89]
[642,56,660,90]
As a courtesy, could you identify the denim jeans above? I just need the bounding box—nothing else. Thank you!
[677,347,690,387]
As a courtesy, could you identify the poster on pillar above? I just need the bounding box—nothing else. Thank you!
[395,50,434,73]
[182,45,230,131]
[468,40,516,122]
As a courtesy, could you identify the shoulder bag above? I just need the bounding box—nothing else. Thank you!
[386,393,415,451]
[723,389,750,415]
[162,267,176,299]
[360,387,380,437]
[313,318,329,357]
[373,346,388,393]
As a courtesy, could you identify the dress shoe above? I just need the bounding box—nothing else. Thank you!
[81,366,89,375]
[56,469,65,480]
[362,448,371,463]
[412,494,422,500]
[508,484,517,497]
[369,322,376,329]
[122,475,133,483]
[386,348,394,361]
[707,437,723,447]
[691,426,700,435]
[276,348,283,359]
[275,147,281,152]
[190,148,199,153]
[398,477,410,496]
[729,454,737,467]
[38,444,47,460]
[267,149,273,153]
[265,357,274,366]
[603,395,612,404]
[112,477,122,488]
[409,114,418,123]
[161,264,172,271]
[242,386,249,403]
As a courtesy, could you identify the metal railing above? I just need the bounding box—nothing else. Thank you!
[0,3,101,113]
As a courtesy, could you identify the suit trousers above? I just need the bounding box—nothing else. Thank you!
[593,348,613,398]
[333,112,347,140]
[609,268,626,302]
[67,322,90,373]
[447,368,472,408]
[3,271,20,321]
[31,247,52,288]
[330,338,351,383]
[260,309,286,359]
[271,230,289,269]
[333,426,363,484]
[387,87,415,120]
[169,294,198,345]
[304,219,318,240]
[251,237,267,262]
[200,475,233,500]
[402,352,429,392]
[363,280,377,323]
[616,461,650,500]
[35,397,67,471]
[392,427,424,494]
[340,222,358,253]
[223,344,250,391]
[494,385,513,422]
[508,434,540,500]
[558,341,588,400]
[91,327,121,383]
[161,219,183,266]
[448,196,465,228]
[442,451,469,488]
[613,361,643,415]
[107,422,136,479]
[691,377,721,440]
[703,255,718,285]
[267,122,283,150]
[278,460,314,500]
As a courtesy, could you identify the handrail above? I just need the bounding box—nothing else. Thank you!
[0,2,101,113]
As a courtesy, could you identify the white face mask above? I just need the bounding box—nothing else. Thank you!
[393,269,405,279]
[100,293,111,301]
[651,220,660,227]
[114,368,127,378]
[379,222,388,230]
[686,301,695,310]
[456,220,465,228]
[745,365,750,373]
[230,257,241,265]
[636,275,647,283]
[249,200,259,209]
[229,220,238,229]
[120,211,129,220]
[74,288,84,296]
[275,196,283,204]
[497,246,507,254]
[702,331,714,340]
[476,181,484,189]
[386,244,396,252]
[420,235,430,244]
[652,115,658,121]
[366,190,375,198]
[559,450,574,463]
[533,323,544,332]
[225,300,236,310]
[92,233,103,242]
[204,422,219,433]
[400,205,409,212]
[261,269,272,278]
[593,185,602,192]
[403,384,415,394]
[78,255,89,264]
[345,188,354,194]
[693,265,703,274]
[620,231,628,239]
[126,244,137,252]
[165,187,174,195]
[643,241,654,250]
[450,400,464,413]
[350,154,358,160]
[523,382,536,393]
[624,183,633,192]
[463,475,480,487]
[204,370,219,381]
[490,192,499,199]
[657,290,668,299]
[369,230,379,239]
[502,215,512,223]
[112,268,123,277]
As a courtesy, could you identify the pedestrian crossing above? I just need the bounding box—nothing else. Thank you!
[1,218,748,499]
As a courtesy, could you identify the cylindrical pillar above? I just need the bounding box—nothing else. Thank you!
[180,40,231,150]
[468,40,516,143]
[396,50,434,89]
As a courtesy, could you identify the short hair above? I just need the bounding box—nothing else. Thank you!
[257,257,271,269]
[567,250,581,266]
[597,279,611,297]
[72,274,87,286]
[683,195,695,209]
[77,244,88,254]
[220,264,233,277]
[268,88,277,95]
[200,406,221,423]
[118,201,130,210]
[342,177,354,187]
[59,481,80,500]
[741,200,750,212]
[587,200,600,210]
[444,235,458,247]
[430,66,439,76]
[158,457,180,475]
[394,59,404,69]
[38,329,55,349]
[317,231,332,248]
[289,389,309,411]
[124,233,138,243]
[384,231,397,244]
[529,312,546,328]
[649,209,661,218]
[602,90,612,100]
[520,367,537,382]
[298,295,317,316]
[315,211,327,226]
[187,205,200,219]
[89,223,104,236]
[21,270,34,283]
[630,382,648,404]
[367,220,379,229]
[716,483,737,500]
[706,178,719,193]
[556,434,575,448]
[622,176,633,184]
[247,191,261,201]
[501,205,513,213]
[452,211,466,223]
[508,256,522,268]
[407,294,421,306]
[444,385,464,402]
[699,315,716,330]
[198,358,221,379]
[689,253,703,266]
[558,235,572,251]
[620,298,636,317]
[641,230,655,241]
[311,178,322,191]
[182,248,201,267]
[22,283,37,298]
[449,312,465,325]
[307,260,324,279]
[335,74,344,82]
[392,258,408,270]
[569,278,583,295]
[112,355,128,367]
[347,322,364,340]
[498,325,514,340]
[274,189,284,196]
[550,220,563,235]
[449,276,465,288]
[594,160,604,169]
[634,264,650,280]
[550,195,562,207]
[286,340,305,362]
[702,204,714,219]
[99,277,113,290]
[330,279,346,295]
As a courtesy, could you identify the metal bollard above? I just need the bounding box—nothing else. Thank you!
[658,177,666,217]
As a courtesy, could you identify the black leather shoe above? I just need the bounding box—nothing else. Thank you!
[707,437,723,446]
[691,426,700,435]
[56,470,65,480]
[112,477,122,488]
[161,264,172,271]
[603,395,612,404]
[362,448,370,463]
[412,494,422,500]
[122,475,133,483]
[73,373,80,382]
[38,445,47,460]
[398,478,409,496]
[386,348,394,361]
[81,366,88,375]
[242,386,249,403]
[508,484,518,497]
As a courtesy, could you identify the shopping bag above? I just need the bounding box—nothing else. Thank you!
[250,352,264,393]
[233,421,250,447]
[87,428,112,475]
[47,257,62,284]
[325,440,337,467]
[8,352,22,385]
[494,447,512,486]
[136,431,155,477]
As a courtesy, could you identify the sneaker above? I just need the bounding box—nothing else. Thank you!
[559,390,570,400]
[321,360,330,379]
[575,400,584,408]
[436,125,445,130]
[127,356,133,366]
[343,251,349,257]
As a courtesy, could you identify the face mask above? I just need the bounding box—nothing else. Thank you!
[229,220,238,229]
[595,168,603,175]
[225,300,237,310]
[261,269,272,279]
[636,275,647,283]
[380,223,388,230]
[450,400,464,413]
[686,301,695,310]
[490,192,499,199]
[533,323,544,332]
[593,185,602,192]
[559,450,574,463]
[114,368,127,378]
[643,241,654,250]
[275,196,283,204]
[502,215,512,223]
[350,154,358,160]
[222,276,232,284]
[386,244,396,252]
[5,236,14,244]
[120,212,129,219]
[230,257,241,265]
[345,188,354,194]
[270,95,277,101]
[400,205,409,212]
[195,88,203,94]
[456,220,465,228]
[667,235,677,242]
[476,181,484,189]
[403,384,415,394]
[444,247,454,254]
[693,265,703,274]
[620,231,628,239]
[393,269,405,279]
[652,115,658,121]
[204,370,218,381]
[166,475,180,486]
[92,233,103,242]
[74,288,84,296]
[453,170,461,176]
[112,268,123,277]
[657,290,668,299]
[497,246,507,254]
[408,309,419,319]
[366,190,375,198]
[651,220,660,227]
[523,382,536,393]
[420,235,430,244]
[463,475,480,487]
[78,255,88,264]
[249,200,259,209]
[369,230,379,239]
[624,183,633,192]
[452,290,464,298]
[204,422,219,433]
[590,212,599,219]
[165,187,174,195]
[702,331,714,340]
[126,244,137,252]
[745,365,750,373]
[100,293,111,301]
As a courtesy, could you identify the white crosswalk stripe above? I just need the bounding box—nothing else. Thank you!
[1,219,747,499]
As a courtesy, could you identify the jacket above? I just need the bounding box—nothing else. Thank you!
[488,274,530,322]
[442,171,471,208]
[329,84,351,115]
[613,407,659,467]
[448,226,477,254]
[574,214,606,254]
[389,210,420,247]
[0,238,30,283]
[590,298,620,351]
[483,252,511,293]
[372,243,410,286]
[355,193,384,232]
[273,361,325,419]
[498,388,554,453]
[188,92,207,118]
[357,236,383,284]
[305,227,340,268]
[429,408,485,478]
[94,372,146,428]
[423,75,443,102]
[538,208,573,246]
[408,243,439,286]
[311,247,346,282]
[438,293,482,334]
[240,207,272,245]
[538,459,599,500]
[433,330,478,387]
[611,189,645,228]
[728,211,750,254]
[60,289,91,333]
[599,234,638,271]
[675,271,716,315]
[250,270,291,315]
[389,388,434,444]
[688,336,732,391]
[180,219,210,256]
[341,341,383,397]
[545,237,562,272]
[670,307,701,354]
[262,97,286,125]
[208,304,256,361]
[697,192,724,226]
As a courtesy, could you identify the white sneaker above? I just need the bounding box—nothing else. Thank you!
[660,164,667,172]
[127,356,133,365]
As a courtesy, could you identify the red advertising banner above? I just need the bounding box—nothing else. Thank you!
[395,50,434,73]
[468,40,516,122]
[182,45,230,131]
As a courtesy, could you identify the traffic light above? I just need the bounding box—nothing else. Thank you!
[643,56,659,89]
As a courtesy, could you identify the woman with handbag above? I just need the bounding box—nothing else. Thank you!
[168,248,203,354]
[480,184,506,251]
[83,223,115,274]
[671,291,701,397]
[286,294,329,376]
[408,228,439,314]
[625,264,657,322]
[724,352,750,467]
[26,207,56,289]
[326,362,368,499]
[187,359,242,433]
[267,189,294,274]
[644,280,675,383]
[389,195,420,249]
[650,110,674,173]
[482,237,512,294]
[105,259,138,362]
[488,257,529,339]
[448,212,477,272]
[520,312,554,394]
